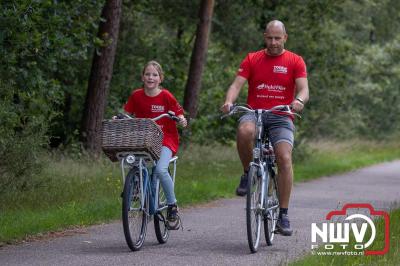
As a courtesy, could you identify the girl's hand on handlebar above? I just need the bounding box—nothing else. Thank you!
[178,115,188,128]
[112,113,131,120]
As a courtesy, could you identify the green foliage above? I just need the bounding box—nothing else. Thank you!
[0,1,104,190]
[0,109,47,192]
[351,38,400,136]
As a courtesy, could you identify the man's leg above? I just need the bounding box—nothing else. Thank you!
[237,121,255,171]
[235,121,255,196]
[274,141,294,236]
[274,142,293,209]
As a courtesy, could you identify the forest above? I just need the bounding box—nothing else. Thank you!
[1,0,400,192]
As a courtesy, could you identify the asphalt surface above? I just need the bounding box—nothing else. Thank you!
[1,160,399,266]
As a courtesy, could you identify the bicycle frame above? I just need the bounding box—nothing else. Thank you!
[222,104,297,215]
[118,153,178,214]
[116,111,182,251]
[249,109,274,216]
[222,104,297,252]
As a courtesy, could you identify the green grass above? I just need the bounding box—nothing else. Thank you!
[176,145,241,205]
[0,140,399,245]
[291,208,400,266]
[294,140,400,181]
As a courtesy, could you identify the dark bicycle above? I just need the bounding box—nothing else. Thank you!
[223,105,299,253]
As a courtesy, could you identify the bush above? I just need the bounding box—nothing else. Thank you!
[0,95,48,192]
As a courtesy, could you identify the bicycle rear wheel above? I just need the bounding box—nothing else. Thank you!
[122,167,148,251]
[154,180,169,244]
[246,165,262,253]
[264,172,279,245]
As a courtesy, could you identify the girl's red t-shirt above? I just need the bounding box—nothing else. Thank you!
[124,88,184,154]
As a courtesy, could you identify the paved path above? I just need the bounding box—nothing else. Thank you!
[1,161,399,266]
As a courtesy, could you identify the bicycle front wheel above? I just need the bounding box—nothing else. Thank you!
[122,167,148,251]
[264,172,279,245]
[246,165,262,253]
[154,181,169,244]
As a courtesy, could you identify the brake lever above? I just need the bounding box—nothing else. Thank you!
[167,111,180,121]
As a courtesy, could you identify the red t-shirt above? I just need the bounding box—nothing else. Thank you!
[124,88,184,154]
[237,49,307,109]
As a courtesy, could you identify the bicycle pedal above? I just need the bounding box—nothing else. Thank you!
[166,217,182,231]
[166,222,180,230]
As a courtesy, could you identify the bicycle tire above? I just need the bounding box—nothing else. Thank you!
[122,167,148,251]
[264,171,279,246]
[246,165,262,253]
[154,180,169,244]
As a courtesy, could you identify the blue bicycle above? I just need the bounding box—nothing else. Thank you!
[102,112,180,251]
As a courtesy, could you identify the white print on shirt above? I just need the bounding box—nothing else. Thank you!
[256,83,286,92]
[151,105,165,112]
[257,95,285,99]
[273,65,288,74]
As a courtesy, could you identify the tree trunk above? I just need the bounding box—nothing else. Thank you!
[81,0,122,155]
[183,0,215,119]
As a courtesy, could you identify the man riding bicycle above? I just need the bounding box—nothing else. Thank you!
[221,20,309,236]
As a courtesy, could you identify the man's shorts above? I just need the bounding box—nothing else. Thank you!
[238,112,295,147]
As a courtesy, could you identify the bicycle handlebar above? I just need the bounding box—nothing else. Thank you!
[221,104,301,119]
[114,111,180,122]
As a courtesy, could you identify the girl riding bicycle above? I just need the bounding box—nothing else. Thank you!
[123,60,187,225]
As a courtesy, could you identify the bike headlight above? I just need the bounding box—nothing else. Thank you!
[126,155,135,164]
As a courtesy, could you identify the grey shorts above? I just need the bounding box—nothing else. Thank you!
[239,112,295,147]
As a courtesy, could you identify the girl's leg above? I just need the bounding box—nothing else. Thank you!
[153,146,176,205]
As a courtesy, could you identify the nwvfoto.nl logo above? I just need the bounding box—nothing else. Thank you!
[311,203,390,256]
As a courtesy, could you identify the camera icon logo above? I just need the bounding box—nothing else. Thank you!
[311,203,390,256]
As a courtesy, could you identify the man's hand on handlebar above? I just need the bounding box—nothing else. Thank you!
[220,102,233,114]
[290,99,304,112]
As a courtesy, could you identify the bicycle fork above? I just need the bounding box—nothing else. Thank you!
[249,161,267,215]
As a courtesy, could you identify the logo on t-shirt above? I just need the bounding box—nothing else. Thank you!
[151,105,165,112]
[256,83,286,92]
[273,65,287,74]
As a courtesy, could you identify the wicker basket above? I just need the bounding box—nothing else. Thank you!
[101,118,163,162]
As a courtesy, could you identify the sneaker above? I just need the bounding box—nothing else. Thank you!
[277,213,293,236]
[235,173,248,196]
[167,204,181,230]
[167,204,179,223]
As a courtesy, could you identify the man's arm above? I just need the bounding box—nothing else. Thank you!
[291,77,309,112]
[220,76,247,113]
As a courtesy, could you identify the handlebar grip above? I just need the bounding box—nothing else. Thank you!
[116,113,127,119]
[167,111,180,121]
